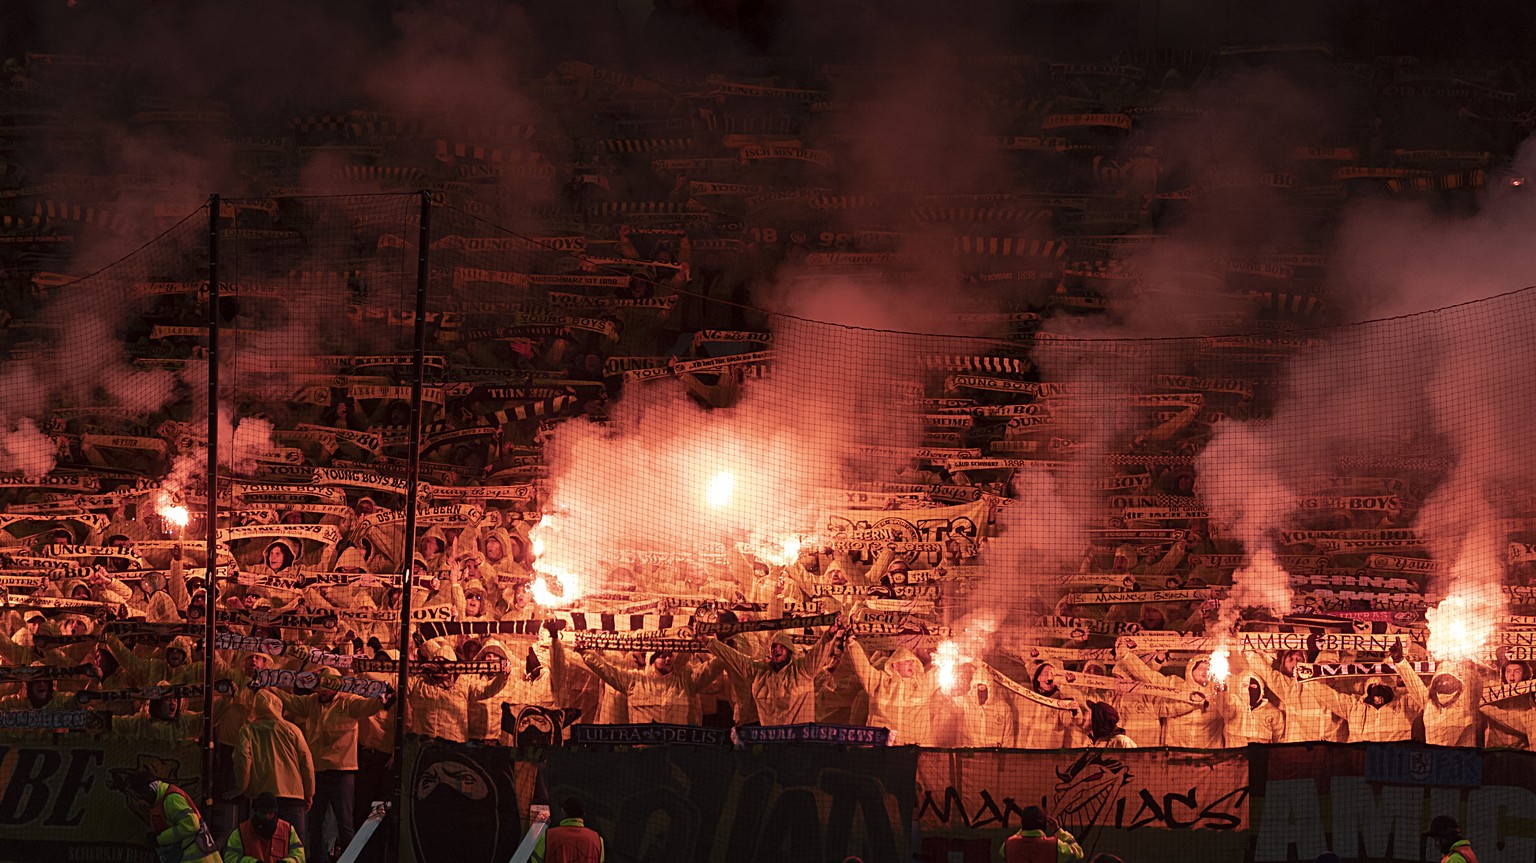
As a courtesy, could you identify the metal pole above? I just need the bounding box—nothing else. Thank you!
[202,195,220,810]
[392,190,432,855]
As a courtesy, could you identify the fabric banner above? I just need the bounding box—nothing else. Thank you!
[401,738,542,863]
[568,723,731,746]
[1239,632,1424,653]
[696,612,839,636]
[1248,744,1536,862]
[819,499,986,566]
[213,630,358,668]
[1065,588,1213,605]
[986,663,1076,710]
[0,664,99,683]
[0,708,106,731]
[416,612,695,642]
[572,630,707,653]
[351,659,502,676]
[1295,661,1436,682]
[545,743,915,863]
[732,723,890,746]
[1480,678,1536,705]
[0,732,203,862]
[249,665,389,698]
[915,748,1249,863]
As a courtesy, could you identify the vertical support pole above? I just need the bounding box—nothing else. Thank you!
[202,195,221,809]
[391,190,432,854]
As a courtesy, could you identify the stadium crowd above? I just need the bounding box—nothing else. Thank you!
[3,12,1536,860]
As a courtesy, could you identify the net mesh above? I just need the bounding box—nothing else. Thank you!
[5,189,1536,863]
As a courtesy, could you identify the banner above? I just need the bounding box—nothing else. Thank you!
[819,499,986,565]
[1239,632,1423,653]
[1295,661,1436,682]
[1480,677,1536,705]
[0,733,203,862]
[249,665,389,698]
[568,723,730,746]
[696,612,839,636]
[1248,744,1535,863]
[402,739,542,863]
[572,629,707,653]
[916,748,1248,863]
[545,744,915,863]
[732,723,890,745]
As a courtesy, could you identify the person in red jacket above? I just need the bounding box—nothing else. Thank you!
[532,797,605,863]
[223,792,305,863]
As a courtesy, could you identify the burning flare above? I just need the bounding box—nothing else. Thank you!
[1208,648,1231,685]
[161,504,189,529]
[935,639,963,694]
[704,470,735,509]
[1426,589,1496,661]
[528,513,584,606]
[154,489,189,532]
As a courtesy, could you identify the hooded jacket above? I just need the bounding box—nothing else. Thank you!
[1004,662,1081,749]
[1116,649,1225,748]
[1219,676,1286,745]
[104,634,203,689]
[232,689,316,801]
[1239,650,1342,742]
[580,647,721,725]
[932,664,1016,748]
[1310,678,1415,742]
[272,678,385,772]
[138,573,181,624]
[1479,696,1536,749]
[707,627,839,726]
[1081,700,1138,748]
[845,641,940,746]
[477,637,566,742]
[403,646,507,742]
[1400,664,1477,747]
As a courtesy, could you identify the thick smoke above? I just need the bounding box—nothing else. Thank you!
[0,419,58,477]
[535,277,939,600]
[1195,422,1297,614]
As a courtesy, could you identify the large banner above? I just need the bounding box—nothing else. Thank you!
[545,744,917,863]
[0,733,202,863]
[1249,744,1536,863]
[916,748,1250,862]
[401,738,542,863]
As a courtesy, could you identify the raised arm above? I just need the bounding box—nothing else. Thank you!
[578,650,638,695]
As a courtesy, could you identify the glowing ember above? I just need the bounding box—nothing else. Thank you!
[704,470,735,509]
[935,639,962,694]
[1208,648,1230,684]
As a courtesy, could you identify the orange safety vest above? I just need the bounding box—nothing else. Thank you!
[238,818,293,863]
[1003,832,1059,863]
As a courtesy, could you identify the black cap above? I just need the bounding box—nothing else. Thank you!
[1019,805,1048,832]
[1423,815,1459,839]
